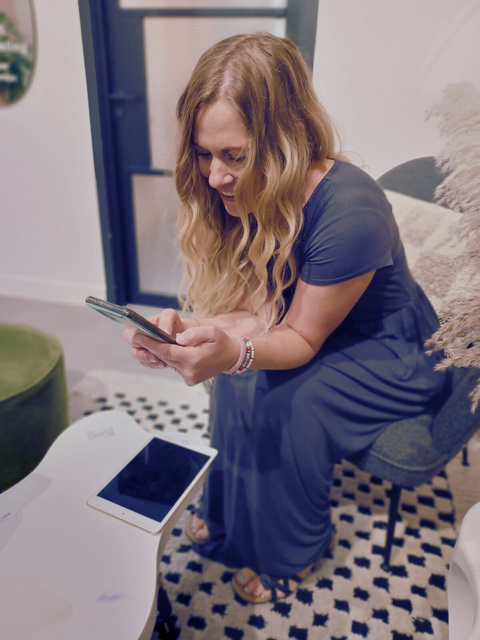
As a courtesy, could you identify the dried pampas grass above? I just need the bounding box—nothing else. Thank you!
[425,82,480,410]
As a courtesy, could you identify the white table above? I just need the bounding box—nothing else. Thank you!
[0,410,207,640]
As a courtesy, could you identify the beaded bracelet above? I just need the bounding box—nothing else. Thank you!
[223,336,255,375]
[236,337,255,374]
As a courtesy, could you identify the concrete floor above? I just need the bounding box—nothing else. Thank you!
[0,295,173,390]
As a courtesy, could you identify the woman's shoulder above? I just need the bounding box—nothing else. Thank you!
[322,158,384,195]
[298,159,398,283]
[305,159,392,219]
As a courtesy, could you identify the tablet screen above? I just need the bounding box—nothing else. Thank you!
[97,438,211,523]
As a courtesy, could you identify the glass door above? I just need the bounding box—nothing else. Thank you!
[136,13,287,302]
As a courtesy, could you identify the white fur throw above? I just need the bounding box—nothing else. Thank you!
[384,190,472,317]
[425,82,480,408]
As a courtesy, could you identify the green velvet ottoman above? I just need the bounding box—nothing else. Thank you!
[0,324,69,493]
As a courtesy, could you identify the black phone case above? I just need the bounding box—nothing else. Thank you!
[85,296,177,344]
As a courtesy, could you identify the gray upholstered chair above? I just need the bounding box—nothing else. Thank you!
[349,366,480,570]
[347,157,480,570]
[376,155,445,203]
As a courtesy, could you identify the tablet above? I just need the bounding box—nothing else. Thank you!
[87,432,217,534]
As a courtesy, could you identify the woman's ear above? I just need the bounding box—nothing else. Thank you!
[296,121,306,136]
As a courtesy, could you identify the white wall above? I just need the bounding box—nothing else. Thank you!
[313,0,480,178]
[1,1,479,307]
[0,0,106,306]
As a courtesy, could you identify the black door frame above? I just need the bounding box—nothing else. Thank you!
[78,0,319,307]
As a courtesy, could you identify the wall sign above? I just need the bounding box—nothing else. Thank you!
[0,0,36,106]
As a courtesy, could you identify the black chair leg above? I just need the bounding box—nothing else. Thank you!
[462,445,469,466]
[382,484,402,572]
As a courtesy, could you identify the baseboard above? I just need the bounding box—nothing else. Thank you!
[0,274,106,306]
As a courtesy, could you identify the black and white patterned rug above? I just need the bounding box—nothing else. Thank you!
[70,369,454,640]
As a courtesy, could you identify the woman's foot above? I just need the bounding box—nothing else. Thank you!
[186,513,210,544]
[232,533,335,604]
[232,564,313,604]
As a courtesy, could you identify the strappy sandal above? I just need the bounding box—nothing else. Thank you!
[232,531,335,604]
[232,566,311,604]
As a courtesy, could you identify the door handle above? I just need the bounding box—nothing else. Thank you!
[109,91,142,102]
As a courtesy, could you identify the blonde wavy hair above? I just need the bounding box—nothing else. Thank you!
[175,32,340,325]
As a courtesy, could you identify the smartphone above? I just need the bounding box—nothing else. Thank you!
[85,296,177,344]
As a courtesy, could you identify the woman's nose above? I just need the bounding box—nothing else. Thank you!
[208,158,234,190]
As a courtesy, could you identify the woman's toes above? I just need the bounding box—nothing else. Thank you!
[194,522,209,541]
[234,569,270,598]
[234,568,254,589]
[251,578,271,599]
[236,568,255,581]
[196,516,210,539]
[234,564,314,602]
[187,513,210,543]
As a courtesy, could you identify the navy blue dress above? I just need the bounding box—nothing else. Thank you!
[193,160,449,577]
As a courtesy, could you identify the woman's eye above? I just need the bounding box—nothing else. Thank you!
[228,154,246,164]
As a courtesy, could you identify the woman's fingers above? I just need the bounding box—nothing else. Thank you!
[154,308,182,336]
[122,308,181,347]
[175,324,217,346]
[121,308,187,376]
[123,324,138,345]
[127,323,241,385]
[132,333,175,358]
[174,327,242,385]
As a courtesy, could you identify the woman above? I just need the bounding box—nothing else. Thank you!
[124,32,449,604]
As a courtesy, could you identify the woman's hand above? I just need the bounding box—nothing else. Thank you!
[123,308,185,371]
[125,313,241,385]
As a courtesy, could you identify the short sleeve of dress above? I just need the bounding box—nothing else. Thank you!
[299,162,396,286]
